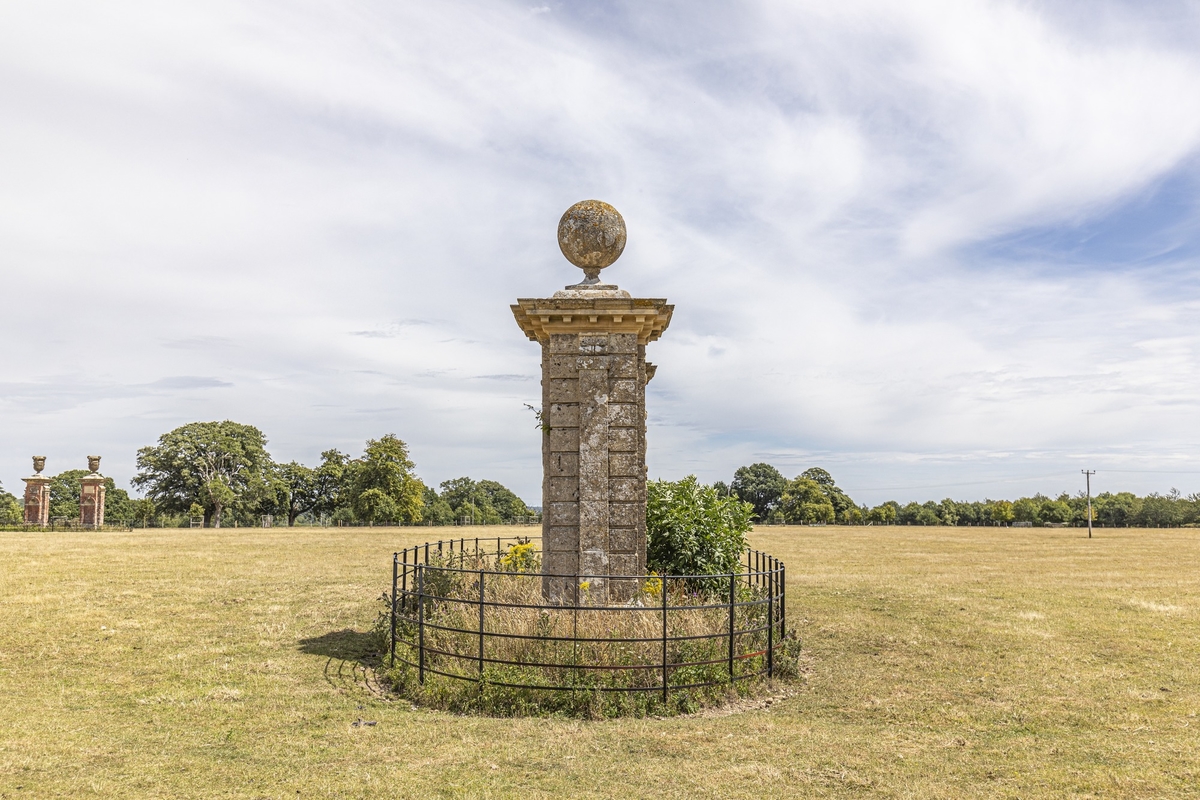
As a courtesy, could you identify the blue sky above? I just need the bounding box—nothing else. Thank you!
[3,0,1200,506]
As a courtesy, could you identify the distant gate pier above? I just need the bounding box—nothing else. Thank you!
[22,456,50,527]
[512,201,673,603]
[80,455,106,529]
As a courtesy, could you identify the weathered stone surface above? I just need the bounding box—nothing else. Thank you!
[607,333,638,353]
[545,476,579,503]
[515,205,672,604]
[607,428,639,452]
[608,403,640,428]
[547,403,579,429]
[546,355,578,379]
[545,526,579,552]
[546,452,579,477]
[609,503,641,529]
[607,554,639,577]
[547,379,579,403]
[549,334,580,353]
[580,548,609,577]
[609,477,643,501]
[608,354,638,379]
[543,550,578,577]
[547,428,580,453]
[545,502,580,525]
[557,200,626,282]
[609,379,638,403]
[608,453,641,477]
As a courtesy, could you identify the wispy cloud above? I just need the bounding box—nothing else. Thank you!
[2,0,1199,503]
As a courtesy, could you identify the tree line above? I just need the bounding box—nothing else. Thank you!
[5,435,1198,529]
[0,420,534,528]
[717,463,1200,528]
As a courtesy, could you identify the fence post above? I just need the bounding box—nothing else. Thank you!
[391,553,398,668]
[728,572,736,683]
[766,558,774,679]
[572,571,580,682]
[661,575,669,705]
[401,548,408,613]
[478,568,486,682]
[418,564,426,685]
[780,562,786,644]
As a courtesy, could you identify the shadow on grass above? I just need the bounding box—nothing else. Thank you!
[299,629,394,698]
[298,629,380,665]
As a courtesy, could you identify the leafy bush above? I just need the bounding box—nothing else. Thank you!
[647,476,753,589]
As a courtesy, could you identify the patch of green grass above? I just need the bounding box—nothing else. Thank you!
[1,525,1198,797]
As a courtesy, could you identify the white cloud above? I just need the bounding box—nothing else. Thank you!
[2,0,1200,505]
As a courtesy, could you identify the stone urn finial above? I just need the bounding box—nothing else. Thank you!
[32,456,46,474]
[87,455,101,473]
[558,200,626,286]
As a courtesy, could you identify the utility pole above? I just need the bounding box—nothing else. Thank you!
[1082,470,1095,538]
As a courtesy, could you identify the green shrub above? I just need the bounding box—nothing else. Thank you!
[647,476,753,590]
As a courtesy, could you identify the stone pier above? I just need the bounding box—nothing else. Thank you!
[512,201,672,604]
[22,456,50,527]
[79,456,106,529]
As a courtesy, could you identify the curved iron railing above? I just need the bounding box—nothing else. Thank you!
[389,536,786,701]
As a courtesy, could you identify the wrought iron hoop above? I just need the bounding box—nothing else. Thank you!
[389,536,786,700]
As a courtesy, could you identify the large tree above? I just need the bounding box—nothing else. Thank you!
[476,480,531,522]
[800,467,858,522]
[133,421,274,528]
[422,485,456,525]
[48,470,88,520]
[271,449,355,526]
[434,477,530,524]
[0,482,21,524]
[731,463,787,521]
[345,435,425,524]
[778,477,835,524]
[275,462,316,527]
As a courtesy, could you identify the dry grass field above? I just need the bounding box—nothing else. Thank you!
[1,524,1197,798]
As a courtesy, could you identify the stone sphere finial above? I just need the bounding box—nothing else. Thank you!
[32,456,46,474]
[87,455,101,473]
[558,200,626,285]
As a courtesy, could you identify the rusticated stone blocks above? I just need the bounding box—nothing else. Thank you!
[513,294,672,604]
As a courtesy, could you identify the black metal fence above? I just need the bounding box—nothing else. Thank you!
[389,536,786,701]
